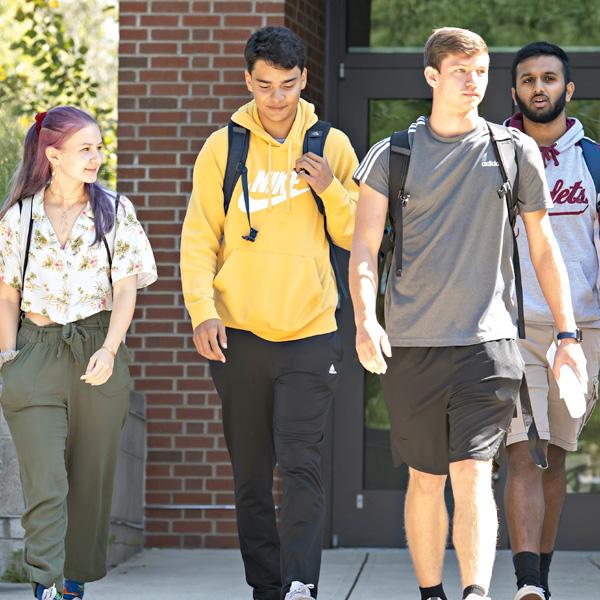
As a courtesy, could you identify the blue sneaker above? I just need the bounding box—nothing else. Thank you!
[63,579,84,599]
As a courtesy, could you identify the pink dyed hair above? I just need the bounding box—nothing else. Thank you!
[1,106,115,242]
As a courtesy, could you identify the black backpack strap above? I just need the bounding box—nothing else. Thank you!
[580,137,600,209]
[487,121,525,340]
[20,198,34,291]
[303,120,349,301]
[388,130,411,278]
[102,193,121,286]
[223,121,256,242]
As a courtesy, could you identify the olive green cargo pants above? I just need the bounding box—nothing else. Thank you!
[0,311,130,588]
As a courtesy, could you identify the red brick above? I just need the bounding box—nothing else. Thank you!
[182,15,220,26]
[214,1,253,11]
[146,477,182,490]
[204,535,239,549]
[145,492,171,504]
[145,535,182,547]
[147,421,183,434]
[121,28,148,40]
[175,436,214,449]
[139,42,179,53]
[141,15,179,26]
[147,435,173,448]
[151,56,190,69]
[151,28,190,40]
[224,15,263,27]
[151,1,189,12]
[213,28,253,41]
[173,520,212,533]
[173,493,212,504]
[146,520,170,533]
[121,1,148,13]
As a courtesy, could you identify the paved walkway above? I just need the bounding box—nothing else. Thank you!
[0,548,598,599]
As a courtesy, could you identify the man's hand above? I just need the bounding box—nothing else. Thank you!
[193,318,227,362]
[356,318,392,374]
[552,339,587,387]
[295,152,334,194]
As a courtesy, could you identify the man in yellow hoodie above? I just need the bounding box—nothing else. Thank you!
[180,26,358,600]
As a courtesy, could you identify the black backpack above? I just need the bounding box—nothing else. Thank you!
[222,120,348,301]
[380,121,525,338]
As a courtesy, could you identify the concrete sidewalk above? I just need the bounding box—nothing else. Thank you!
[0,548,598,599]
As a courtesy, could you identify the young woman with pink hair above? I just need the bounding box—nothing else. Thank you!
[0,106,157,600]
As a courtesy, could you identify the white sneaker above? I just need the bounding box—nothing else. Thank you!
[41,586,59,600]
[284,581,315,600]
[513,585,546,600]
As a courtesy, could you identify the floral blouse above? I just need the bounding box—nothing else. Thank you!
[0,189,157,324]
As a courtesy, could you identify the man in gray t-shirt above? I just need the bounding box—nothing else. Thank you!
[349,27,586,600]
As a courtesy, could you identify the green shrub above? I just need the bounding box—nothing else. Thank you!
[1,548,28,583]
[0,109,25,204]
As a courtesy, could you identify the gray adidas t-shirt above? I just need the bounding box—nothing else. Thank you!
[354,117,552,347]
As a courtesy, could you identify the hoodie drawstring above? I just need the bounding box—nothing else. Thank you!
[267,143,273,211]
[540,143,560,168]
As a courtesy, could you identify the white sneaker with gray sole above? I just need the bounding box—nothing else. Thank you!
[284,581,315,600]
[513,585,546,600]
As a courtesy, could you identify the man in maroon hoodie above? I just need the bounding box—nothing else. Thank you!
[505,42,600,600]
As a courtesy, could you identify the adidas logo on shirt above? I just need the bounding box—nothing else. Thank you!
[481,160,499,167]
[329,364,337,375]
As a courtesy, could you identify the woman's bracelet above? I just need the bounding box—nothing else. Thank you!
[0,350,19,368]
[101,345,117,358]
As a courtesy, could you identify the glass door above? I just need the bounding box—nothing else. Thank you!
[329,0,600,549]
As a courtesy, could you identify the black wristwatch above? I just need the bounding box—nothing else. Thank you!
[557,328,583,343]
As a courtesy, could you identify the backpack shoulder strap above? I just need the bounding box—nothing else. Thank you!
[303,120,348,301]
[303,120,332,215]
[223,121,251,215]
[487,121,519,223]
[103,193,121,261]
[19,196,34,290]
[487,121,525,339]
[580,137,600,208]
[388,129,411,212]
[388,130,411,277]
[304,120,332,161]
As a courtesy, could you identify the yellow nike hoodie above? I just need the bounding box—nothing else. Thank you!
[180,98,359,342]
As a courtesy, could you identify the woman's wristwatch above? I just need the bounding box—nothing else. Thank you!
[557,329,583,343]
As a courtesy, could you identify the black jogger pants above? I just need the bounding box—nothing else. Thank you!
[209,328,341,600]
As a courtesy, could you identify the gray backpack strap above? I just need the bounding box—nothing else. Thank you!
[487,121,524,340]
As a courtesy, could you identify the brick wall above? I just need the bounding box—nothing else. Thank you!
[118,0,327,549]
[285,0,326,115]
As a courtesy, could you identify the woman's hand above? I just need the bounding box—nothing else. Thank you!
[81,347,115,386]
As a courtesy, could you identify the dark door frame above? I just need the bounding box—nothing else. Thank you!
[325,0,600,549]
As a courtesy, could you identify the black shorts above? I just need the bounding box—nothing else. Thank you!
[381,339,524,475]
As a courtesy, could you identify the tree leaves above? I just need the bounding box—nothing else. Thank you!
[0,0,117,187]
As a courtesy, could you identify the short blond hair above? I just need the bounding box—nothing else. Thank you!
[424,27,488,71]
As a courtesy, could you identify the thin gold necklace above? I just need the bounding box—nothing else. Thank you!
[45,188,87,236]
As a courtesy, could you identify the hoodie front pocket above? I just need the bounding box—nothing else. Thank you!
[213,249,328,335]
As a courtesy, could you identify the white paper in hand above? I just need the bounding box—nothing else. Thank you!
[547,343,586,419]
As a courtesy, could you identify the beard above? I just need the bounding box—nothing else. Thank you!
[515,87,567,124]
